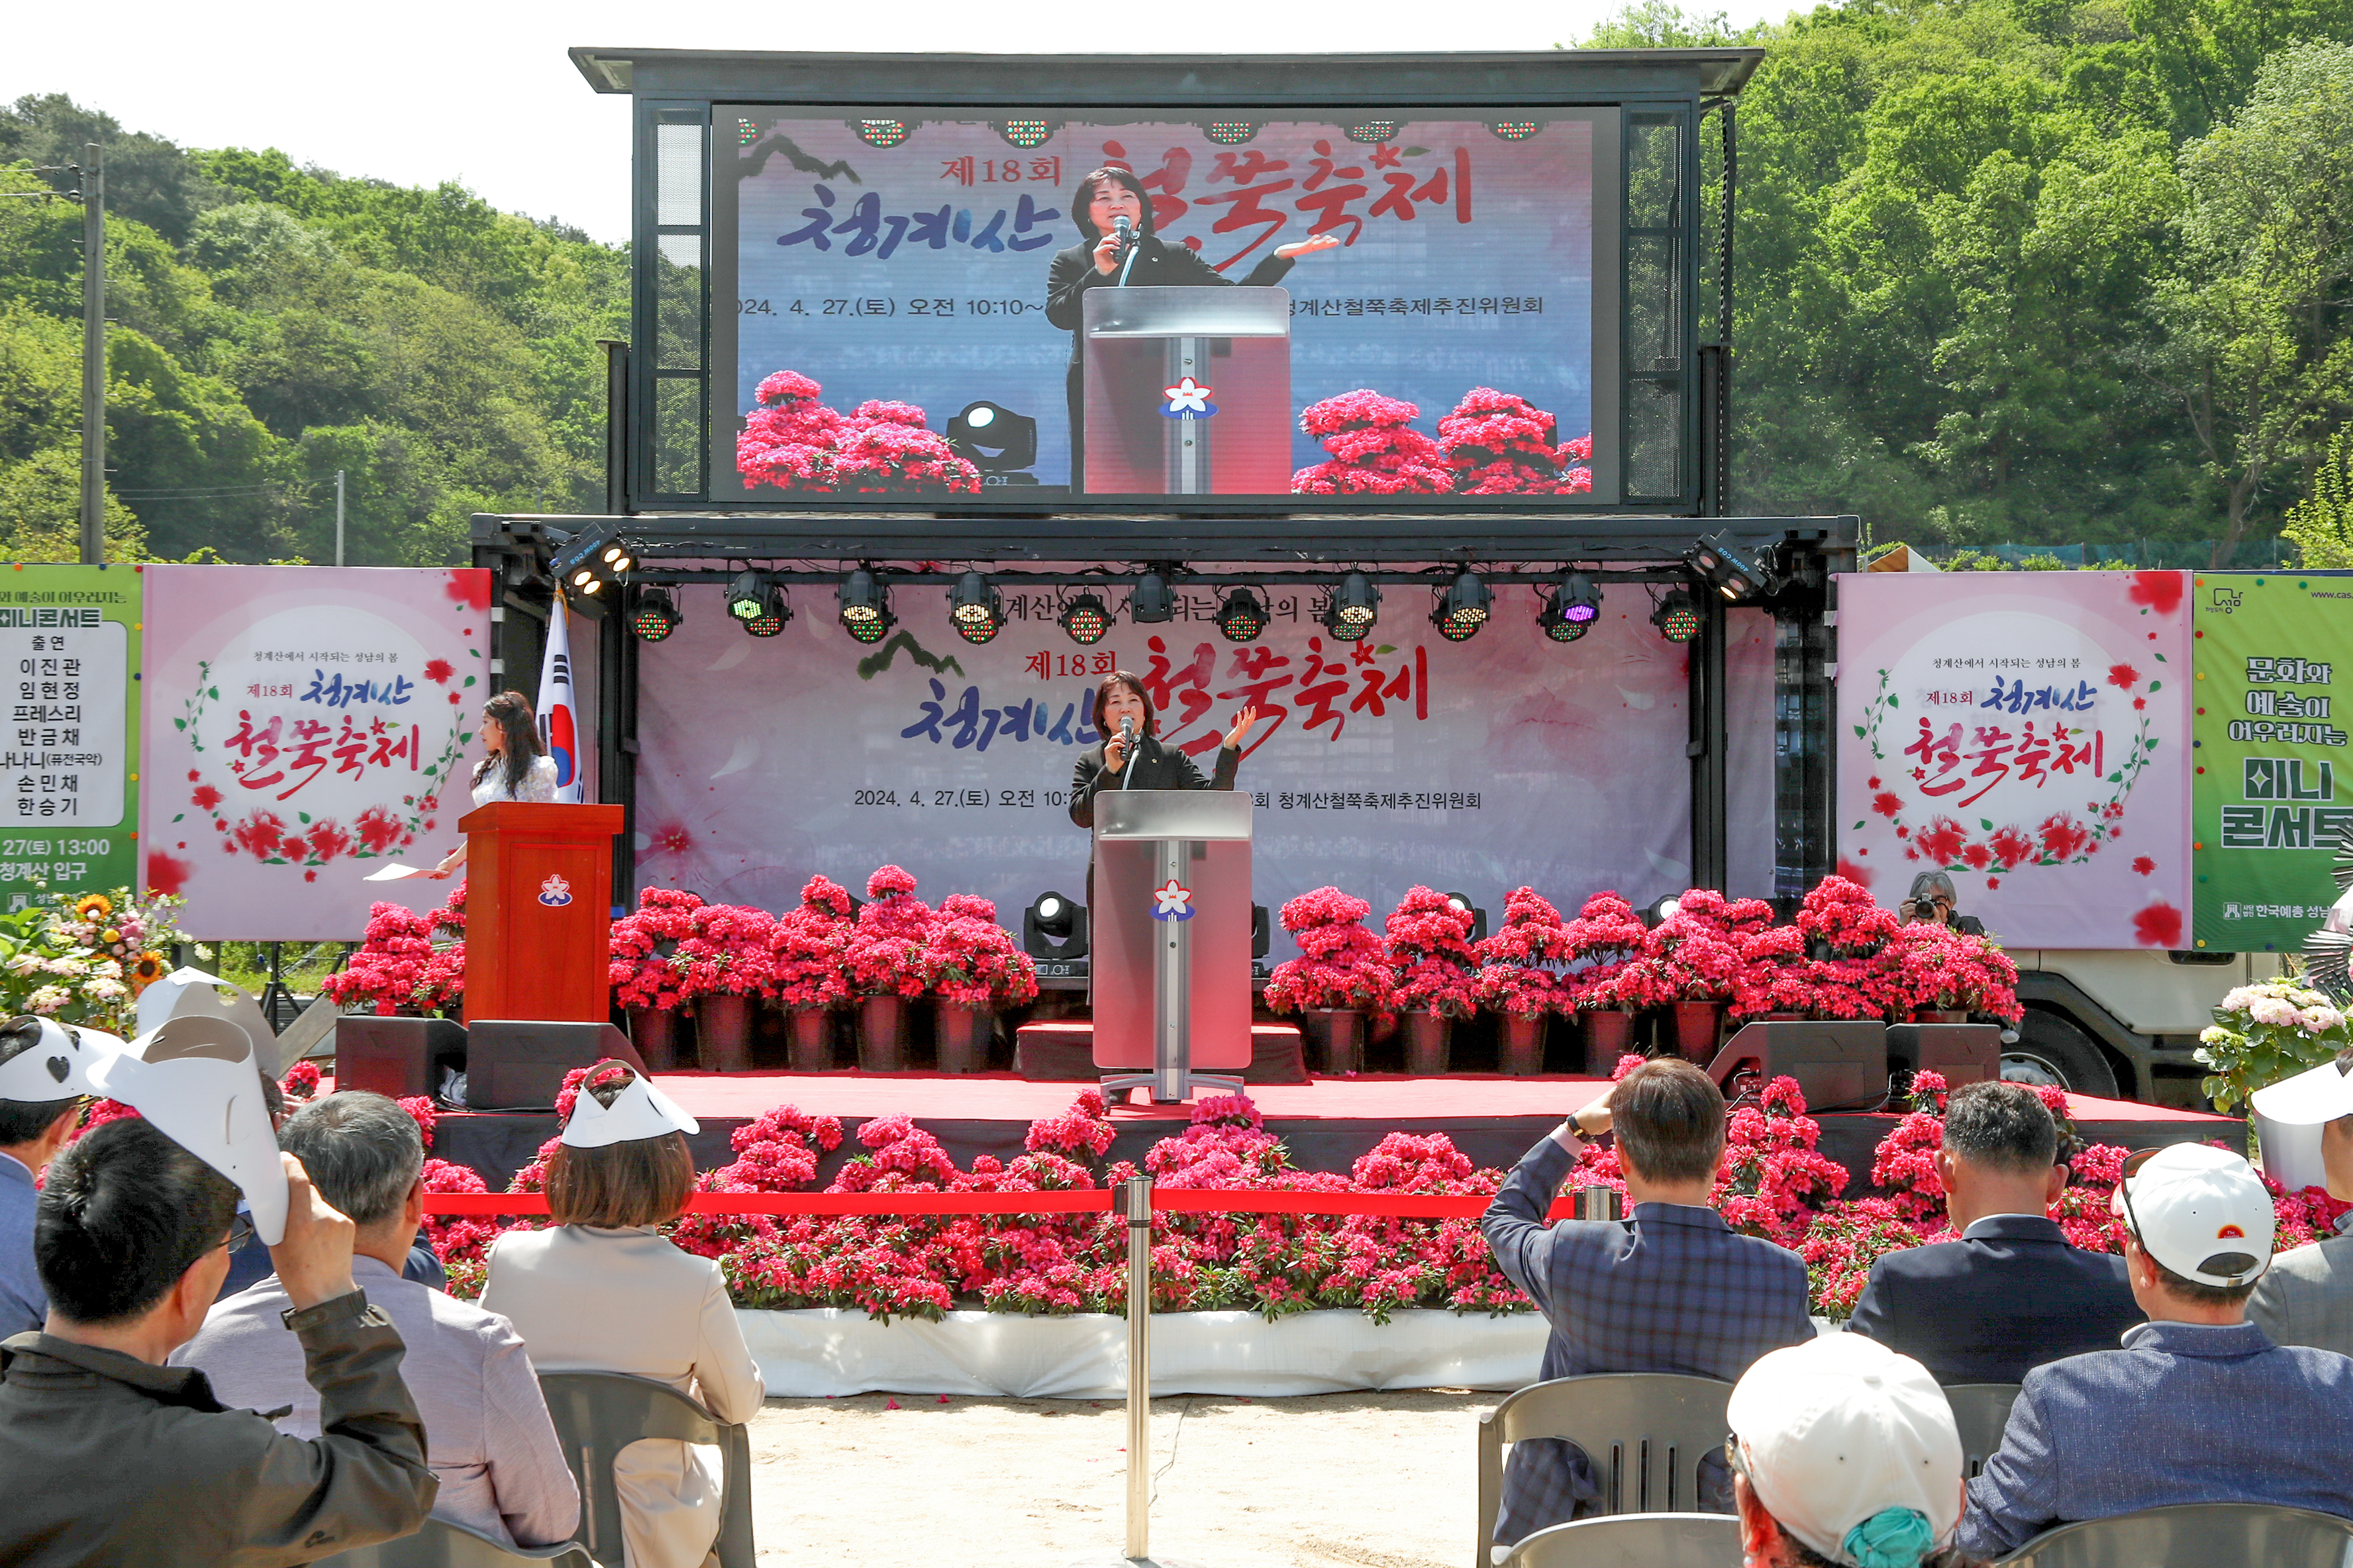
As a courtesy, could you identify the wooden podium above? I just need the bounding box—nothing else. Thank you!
[459,802,623,1024]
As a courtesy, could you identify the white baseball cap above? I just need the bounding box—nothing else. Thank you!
[2116,1142,2274,1288]
[1727,1334,1962,1568]
[2249,1052,2353,1126]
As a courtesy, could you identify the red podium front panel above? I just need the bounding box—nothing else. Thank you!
[459,802,622,1024]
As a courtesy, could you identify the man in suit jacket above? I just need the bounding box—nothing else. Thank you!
[1848,1080,2140,1382]
[1482,1058,1815,1559]
[2248,1049,2353,1355]
[1960,1144,2353,1557]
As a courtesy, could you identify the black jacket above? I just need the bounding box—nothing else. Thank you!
[1068,733,1240,829]
[0,1290,436,1566]
[1844,1214,2141,1384]
[1045,237,1295,364]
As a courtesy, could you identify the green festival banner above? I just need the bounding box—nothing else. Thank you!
[0,563,142,912]
[2191,573,2353,952]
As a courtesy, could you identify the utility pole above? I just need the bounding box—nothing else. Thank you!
[77,144,104,566]
[334,468,346,566]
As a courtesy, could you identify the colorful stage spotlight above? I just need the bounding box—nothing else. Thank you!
[997,119,1056,148]
[1058,591,1112,645]
[838,569,895,643]
[1538,571,1601,642]
[1215,587,1268,643]
[631,587,681,642]
[725,569,768,622]
[1431,571,1492,642]
[742,587,791,638]
[852,119,914,148]
[1129,571,1175,623]
[552,531,632,599]
[1203,120,1263,145]
[1652,587,1702,644]
[1344,121,1400,144]
[1488,121,1542,140]
[950,571,1004,644]
[1687,530,1776,601]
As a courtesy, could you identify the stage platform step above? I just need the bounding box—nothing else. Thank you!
[406,1069,2244,1197]
[1013,1020,1307,1085]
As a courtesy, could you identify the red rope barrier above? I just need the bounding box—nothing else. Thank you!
[423,1190,1581,1220]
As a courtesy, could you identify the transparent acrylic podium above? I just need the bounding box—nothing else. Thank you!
[1081,286,1291,495]
[1089,789,1255,1102]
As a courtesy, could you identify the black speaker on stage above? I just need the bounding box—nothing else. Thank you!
[466,1020,648,1110]
[1886,1023,2001,1089]
[1704,1021,1891,1113]
[335,1016,468,1100]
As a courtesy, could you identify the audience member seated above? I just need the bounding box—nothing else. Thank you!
[2248,1048,2353,1355]
[481,1061,764,1568]
[216,1076,448,1301]
[1960,1143,2353,1557]
[0,1118,435,1565]
[178,1091,579,1550]
[1727,1333,1976,1568]
[1481,1058,1815,1559]
[0,1018,96,1338]
[1848,1081,2140,1382]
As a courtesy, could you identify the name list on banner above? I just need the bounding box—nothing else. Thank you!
[0,565,142,910]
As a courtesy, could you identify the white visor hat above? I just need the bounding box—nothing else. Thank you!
[88,1014,288,1246]
[560,1060,699,1149]
[0,1015,126,1102]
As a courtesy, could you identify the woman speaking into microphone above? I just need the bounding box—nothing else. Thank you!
[1046,166,1340,492]
[1068,671,1259,832]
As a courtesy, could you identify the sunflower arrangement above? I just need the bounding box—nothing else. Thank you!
[0,887,192,1034]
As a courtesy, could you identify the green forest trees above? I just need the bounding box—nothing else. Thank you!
[0,96,623,565]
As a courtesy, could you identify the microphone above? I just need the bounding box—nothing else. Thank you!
[1118,715,1137,789]
[1113,215,1133,255]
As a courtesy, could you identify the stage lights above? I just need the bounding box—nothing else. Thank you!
[945,400,1038,479]
[1215,587,1268,644]
[852,119,914,148]
[552,532,635,599]
[949,571,1005,644]
[631,587,681,642]
[1325,572,1380,640]
[1652,588,1703,644]
[1537,571,1601,642]
[1432,571,1493,642]
[838,569,895,644]
[725,569,768,623]
[1488,121,1542,140]
[1344,121,1400,144]
[741,586,791,638]
[1445,891,1491,944]
[1203,120,1263,145]
[1058,591,1112,646]
[1130,571,1175,623]
[997,119,1056,148]
[1022,889,1089,962]
[1686,530,1776,602]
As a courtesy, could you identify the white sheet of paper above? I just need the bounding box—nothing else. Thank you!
[364,863,428,881]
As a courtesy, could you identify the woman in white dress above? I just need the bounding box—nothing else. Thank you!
[481,1061,764,1568]
[428,690,559,878]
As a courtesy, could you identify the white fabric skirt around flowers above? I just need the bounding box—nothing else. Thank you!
[736,1308,1851,1399]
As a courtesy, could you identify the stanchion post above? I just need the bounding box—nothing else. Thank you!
[1125,1173,1152,1561]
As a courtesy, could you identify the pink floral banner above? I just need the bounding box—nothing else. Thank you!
[139,566,493,938]
[1834,571,2192,949]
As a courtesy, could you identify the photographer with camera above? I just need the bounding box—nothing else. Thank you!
[1901,871,1986,936]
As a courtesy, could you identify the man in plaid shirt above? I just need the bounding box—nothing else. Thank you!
[1481,1058,1814,1558]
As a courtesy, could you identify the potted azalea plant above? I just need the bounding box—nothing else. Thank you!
[770,875,855,1071]
[1885,920,2024,1026]
[1383,885,1479,1074]
[1794,875,1906,1022]
[609,887,705,1068]
[1638,890,1763,1059]
[844,865,934,1070]
[1474,887,1572,1074]
[1558,891,1650,1070]
[674,901,776,1073]
[321,888,465,1019]
[1263,887,1393,1073]
[925,894,1039,1073]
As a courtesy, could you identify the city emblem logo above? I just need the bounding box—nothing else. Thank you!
[1151,879,1195,921]
[537,873,574,908]
[1161,376,1217,420]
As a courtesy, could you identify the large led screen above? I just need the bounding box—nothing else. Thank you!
[711,111,1617,505]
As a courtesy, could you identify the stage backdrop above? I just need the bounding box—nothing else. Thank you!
[2189,572,2353,953]
[0,564,141,911]
[139,566,493,938]
[632,582,1775,957]
[1834,571,2193,950]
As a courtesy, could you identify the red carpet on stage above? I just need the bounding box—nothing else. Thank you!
[414,1069,2244,1195]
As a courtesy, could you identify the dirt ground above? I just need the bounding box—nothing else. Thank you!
[744,1389,1489,1567]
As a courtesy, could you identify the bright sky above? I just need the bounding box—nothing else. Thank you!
[6,0,1790,244]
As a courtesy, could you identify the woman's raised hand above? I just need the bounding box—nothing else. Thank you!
[1092,230,1125,275]
[1223,706,1262,750]
[1272,233,1343,261]
[1103,732,1129,773]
